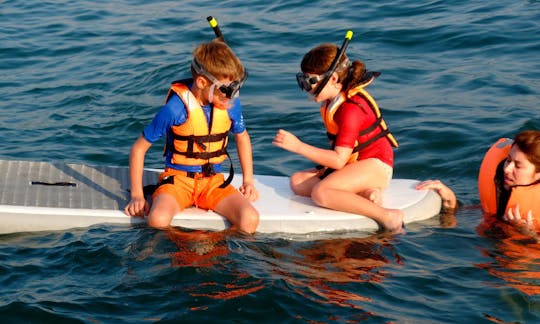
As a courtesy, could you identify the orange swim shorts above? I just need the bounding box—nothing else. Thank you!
[152,168,238,211]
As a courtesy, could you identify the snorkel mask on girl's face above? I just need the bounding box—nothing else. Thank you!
[191,59,247,99]
[295,71,331,93]
[296,58,350,95]
[296,31,354,97]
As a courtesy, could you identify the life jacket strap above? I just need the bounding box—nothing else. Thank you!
[325,115,382,142]
[168,131,229,160]
[358,116,383,136]
[352,129,391,155]
[218,151,234,188]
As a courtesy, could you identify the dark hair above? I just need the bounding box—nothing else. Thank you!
[300,43,367,92]
[513,130,540,172]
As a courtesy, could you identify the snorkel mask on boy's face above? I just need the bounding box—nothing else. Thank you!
[191,59,247,100]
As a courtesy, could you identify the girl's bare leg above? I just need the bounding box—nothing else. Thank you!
[310,160,404,232]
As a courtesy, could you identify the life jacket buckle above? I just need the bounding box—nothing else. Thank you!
[201,163,215,177]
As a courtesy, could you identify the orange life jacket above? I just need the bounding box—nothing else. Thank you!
[165,82,231,166]
[478,138,540,231]
[320,77,398,164]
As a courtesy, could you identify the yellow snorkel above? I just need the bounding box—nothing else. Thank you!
[206,16,225,42]
[312,30,353,97]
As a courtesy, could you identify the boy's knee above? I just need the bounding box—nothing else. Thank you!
[239,208,260,234]
[147,206,175,229]
[147,193,179,228]
[147,214,170,229]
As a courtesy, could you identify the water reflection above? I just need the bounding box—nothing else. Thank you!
[276,233,402,309]
[477,219,540,296]
[166,228,229,268]
[166,228,265,300]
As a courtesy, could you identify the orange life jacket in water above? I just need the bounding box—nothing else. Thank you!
[478,138,540,231]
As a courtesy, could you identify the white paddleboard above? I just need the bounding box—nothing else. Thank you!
[0,159,441,235]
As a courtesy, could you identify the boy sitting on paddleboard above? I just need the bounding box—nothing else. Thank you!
[124,39,259,234]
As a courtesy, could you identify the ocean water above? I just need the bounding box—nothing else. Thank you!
[1,0,540,322]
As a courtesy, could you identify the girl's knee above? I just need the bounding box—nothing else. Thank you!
[290,170,319,196]
[289,172,304,194]
[311,184,329,207]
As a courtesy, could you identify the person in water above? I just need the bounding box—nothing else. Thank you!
[272,39,403,233]
[124,39,260,234]
[417,130,540,236]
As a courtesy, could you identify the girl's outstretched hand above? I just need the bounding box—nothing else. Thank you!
[273,129,302,153]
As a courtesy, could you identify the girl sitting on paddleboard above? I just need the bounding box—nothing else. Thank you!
[273,32,403,233]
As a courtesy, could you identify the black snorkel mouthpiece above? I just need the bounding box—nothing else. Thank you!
[312,30,353,97]
[207,16,225,42]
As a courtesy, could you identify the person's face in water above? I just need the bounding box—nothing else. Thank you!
[503,144,540,189]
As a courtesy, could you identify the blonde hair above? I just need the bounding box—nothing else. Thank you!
[192,39,245,81]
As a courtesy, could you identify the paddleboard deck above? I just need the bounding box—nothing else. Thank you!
[0,159,441,235]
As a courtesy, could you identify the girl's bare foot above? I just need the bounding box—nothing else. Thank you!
[380,208,405,234]
[364,188,383,206]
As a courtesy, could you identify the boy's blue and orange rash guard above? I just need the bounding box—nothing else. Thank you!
[142,79,246,172]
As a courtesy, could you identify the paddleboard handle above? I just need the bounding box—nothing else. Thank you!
[31,181,77,187]
[207,16,225,42]
[312,30,354,97]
